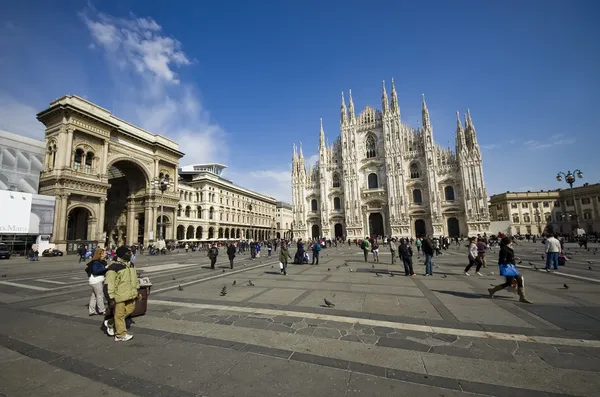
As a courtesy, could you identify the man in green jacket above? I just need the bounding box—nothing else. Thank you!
[104,245,140,342]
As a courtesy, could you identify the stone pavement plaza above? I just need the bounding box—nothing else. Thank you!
[1,242,600,397]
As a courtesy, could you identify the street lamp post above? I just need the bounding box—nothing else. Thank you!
[556,169,583,230]
[152,175,173,243]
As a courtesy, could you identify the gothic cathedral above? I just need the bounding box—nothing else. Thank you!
[291,79,490,240]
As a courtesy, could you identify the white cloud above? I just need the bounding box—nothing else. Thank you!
[0,94,44,139]
[225,168,292,203]
[80,8,226,164]
[524,136,575,150]
[305,154,319,169]
[480,143,501,150]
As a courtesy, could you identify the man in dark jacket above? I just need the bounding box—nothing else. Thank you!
[208,244,219,269]
[398,240,415,276]
[226,243,236,269]
[421,235,435,276]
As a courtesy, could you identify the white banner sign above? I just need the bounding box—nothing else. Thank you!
[0,190,33,234]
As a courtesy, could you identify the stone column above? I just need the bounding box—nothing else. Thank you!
[63,128,74,169]
[144,206,153,245]
[126,200,136,246]
[102,140,109,173]
[97,197,106,243]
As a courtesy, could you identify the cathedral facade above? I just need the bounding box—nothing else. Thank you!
[291,80,490,240]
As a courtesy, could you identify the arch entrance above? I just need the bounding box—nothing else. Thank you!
[36,95,184,252]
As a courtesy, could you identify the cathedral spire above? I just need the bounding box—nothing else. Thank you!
[340,91,348,124]
[293,143,298,161]
[319,118,325,149]
[299,141,304,160]
[465,109,480,151]
[455,111,466,153]
[348,89,355,121]
[381,80,389,113]
[421,93,431,130]
[390,78,399,114]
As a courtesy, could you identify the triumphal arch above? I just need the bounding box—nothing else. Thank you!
[37,95,183,252]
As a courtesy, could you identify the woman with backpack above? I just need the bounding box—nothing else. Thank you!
[86,248,108,316]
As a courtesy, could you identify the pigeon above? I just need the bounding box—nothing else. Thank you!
[336,265,341,269]
[442,274,447,278]
[375,273,382,277]
[588,261,593,265]
[324,298,335,307]
[1,274,6,278]
[389,273,394,277]
[222,269,225,273]
[247,280,255,286]
[589,266,593,270]
[232,280,236,285]
[177,285,184,291]
[541,254,545,260]
[172,276,176,280]
[528,262,535,266]
[350,269,354,272]
[518,260,523,264]
[372,264,375,268]
[271,265,273,268]
[220,286,227,296]
[563,284,569,289]
[328,268,331,271]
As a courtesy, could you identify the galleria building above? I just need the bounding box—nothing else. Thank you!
[31,95,284,252]
[291,80,490,240]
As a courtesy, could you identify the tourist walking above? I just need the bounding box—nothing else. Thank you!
[371,239,380,262]
[488,236,532,304]
[361,238,370,262]
[104,246,140,342]
[208,243,219,269]
[279,241,292,275]
[464,237,483,276]
[415,238,422,255]
[389,239,396,264]
[86,248,108,316]
[544,233,561,272]
[398,240,415,276]
[227,242,236,269]
[311,241,321,265]
[421,235,434,276]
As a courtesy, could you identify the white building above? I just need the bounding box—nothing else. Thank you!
[275,201,293,239]
[176,164,277,241]
[291,80,489,240]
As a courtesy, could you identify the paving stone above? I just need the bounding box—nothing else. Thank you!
[272,315,305,324]
[312,327,342,340]
[359,335,380,345]
[536,351,600,371]
[372,326,395,336]
[295,327,315,336]
[431,333,458,343]
[469,347,517,363]
[340,334,362,342]
[393,329,431,340]
[324,320,354,330]
[377,337,431,352]
[291,321,308,330]
[267,323,296,334]
[359,327,375,335]
[429,345,474,359]
[232,318,270,330]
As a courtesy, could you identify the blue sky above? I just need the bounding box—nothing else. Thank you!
[0,1,598,202]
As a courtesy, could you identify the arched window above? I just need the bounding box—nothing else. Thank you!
[73,149,84,170]
[197,206,202,219]
[444,186,455,201]
[367,173,378,189]
[332,173,340,188]
[177,205,182,216]
[209,207,214,220]
[413,189,423,204]
[185,206,191,217]
[365,135,376,158]
[410,163,420,179]
[333,197,341,210]
[47,142,57,170]
[85,152,94,173]
[311,199,318,211]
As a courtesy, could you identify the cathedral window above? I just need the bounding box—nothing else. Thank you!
[198,206,202,219]
[73,149,84,170]
[367,173,378,189]
[209,207,214,220]
[333,197,341,210]
[332,173,341,188]
[365,135,377,158]
[185,206,191,217]
[311,199,318,211]
[412,189,423,204]
[409,163,420,179]
[444,186,455,201]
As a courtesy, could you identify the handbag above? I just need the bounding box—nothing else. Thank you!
[499,263,519,277]
[279,262,284,270]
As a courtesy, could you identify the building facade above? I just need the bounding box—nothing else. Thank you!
[176,164,277,241]
[36,95,183,252]
[489,184,600,235]
[291,80,489,240]
[275,201,293,239]
[0,130,56,251]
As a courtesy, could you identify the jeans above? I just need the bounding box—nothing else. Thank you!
[229,257,234,269]
[402,257,414,275]
[363,250,368,262]
[464,257,482,273]
[390,250,396,264]
[424,254,433,275]
[210,257,217,268]
[312,253,319,265]
[546,252,559,270]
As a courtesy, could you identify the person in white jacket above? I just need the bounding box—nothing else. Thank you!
[464,237,483,276]
[544,233,562,272]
